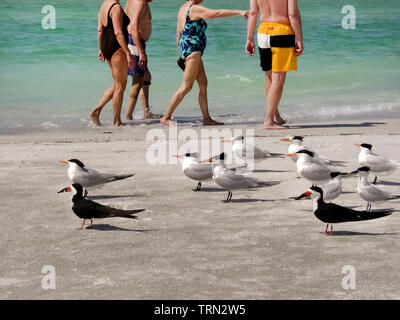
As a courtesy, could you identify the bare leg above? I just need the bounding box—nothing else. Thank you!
[161,52,201,126]
[264,71,288,130]
[126,76,144,120]
[265,72,286,125]
[196,59,223,126]
[90,83,115,126]
[110,49,128,126]
[140,70,158,119]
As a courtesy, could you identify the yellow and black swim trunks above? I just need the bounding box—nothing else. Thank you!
[257,22,297,72]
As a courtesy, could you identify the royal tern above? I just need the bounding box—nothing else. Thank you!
[223,136,283,164]
[352,166,400,211]
[60,159,135,196]
[356,143,399,184]
[296,172,344,202]
[296,186,393,236]
[286,150,332,184]
[174,152,213,191]
[206,153,280,203]
[281,136,346,166]
[58,183,145,230]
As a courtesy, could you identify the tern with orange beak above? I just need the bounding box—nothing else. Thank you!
[295,172,345,202]
[59,159,135,196]
[281,136,346,166]
[296,186,393,236]
[352,166,400,211]
[58,183,145,230]
[207,152,280,203]
[174,152,213,191]
[355,143,399,184]
[223,136,283,164]
[286,150,332,184]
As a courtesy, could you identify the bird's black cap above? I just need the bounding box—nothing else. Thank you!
[72,183,84,194]
[184,152,197,157]
[296,149,314,157]
[68,159,85,168]
[330,172,342,178]
[214,152,226,160]
[293,136,304,141]
[360,143,372,150]
[310,185,323,194]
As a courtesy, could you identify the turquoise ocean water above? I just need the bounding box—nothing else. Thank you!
[0,0,399,134]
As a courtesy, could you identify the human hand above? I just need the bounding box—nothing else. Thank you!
[138,52,147,69]
[240,11,249,19]
[127,53,134,69]
[295,40,303,56]
[98,50,105,62]
[246,39,255,56]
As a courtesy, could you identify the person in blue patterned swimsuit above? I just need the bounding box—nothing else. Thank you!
[161,0,248,126]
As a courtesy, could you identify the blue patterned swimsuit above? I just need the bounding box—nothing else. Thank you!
[179,5,207,60]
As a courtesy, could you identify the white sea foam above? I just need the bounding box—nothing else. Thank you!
[41,122,59,128]
[216,74,253,83]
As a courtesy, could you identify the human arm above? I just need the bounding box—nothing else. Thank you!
[98,11,105,61]
[176,15,182,49]
[245,0,258,56]
[288,0,303,56]
[127,0,147,69]
[110,5,133,67]
[190,5,248,20]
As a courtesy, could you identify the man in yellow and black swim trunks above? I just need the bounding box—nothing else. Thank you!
[246,0,303,130]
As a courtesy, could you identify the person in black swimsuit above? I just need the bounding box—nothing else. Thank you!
[90,0,133,127]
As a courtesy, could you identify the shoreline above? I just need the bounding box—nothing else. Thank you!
[1,117,399,143]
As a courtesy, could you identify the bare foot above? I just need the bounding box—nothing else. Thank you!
[263,122,288,130]
[203,118,224,126]
[143,111,161,119]
[276,117,287,125]
[114,121,126,127]
[125,115,134,121]
[90,110,101,126]
[160,117,176,126]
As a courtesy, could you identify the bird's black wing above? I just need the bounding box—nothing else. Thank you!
[73,199,144,219]
[315,203,393,223]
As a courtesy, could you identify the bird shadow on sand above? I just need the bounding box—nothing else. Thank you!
[289,122,386,129]
[229,198,288,203]
[330,231,400,237]
[251,169,290,173]
[87,194,144,200]
[196,188,225,192]
[376,180,400,187]
[87,224,157,232]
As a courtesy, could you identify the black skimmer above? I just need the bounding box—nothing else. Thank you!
[60,159,135,196]
[356,143,399,184]
[58,183,145,230]
[174,152,213,191]
[296,186,393,236]
[352,166,400,212]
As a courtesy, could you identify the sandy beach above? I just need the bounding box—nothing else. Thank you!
[1,118,400,299]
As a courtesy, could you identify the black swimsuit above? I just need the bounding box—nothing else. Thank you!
[101,3,130,60]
